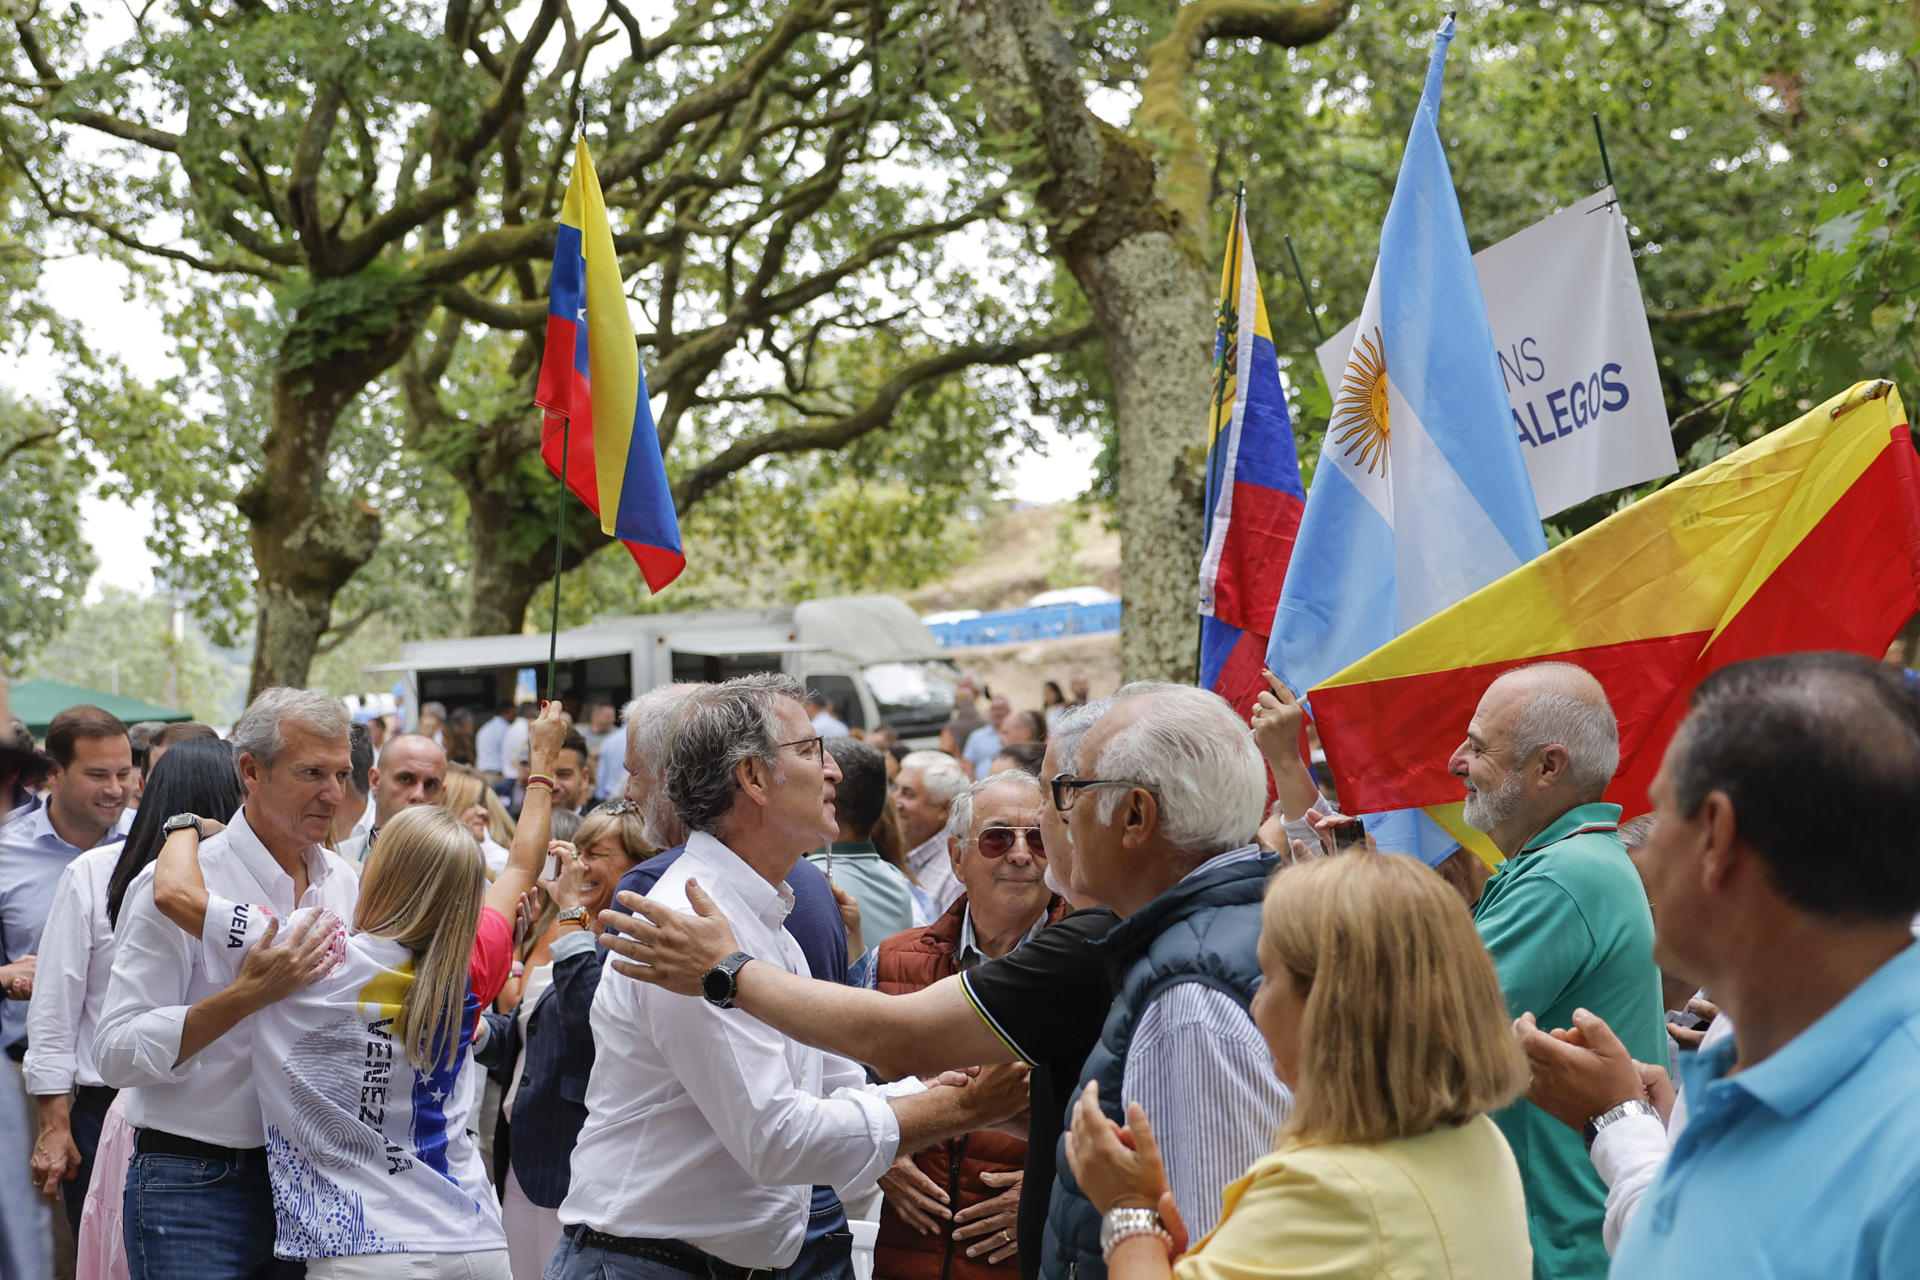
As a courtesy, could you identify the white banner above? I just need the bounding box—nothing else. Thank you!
[1317,187,1675,517]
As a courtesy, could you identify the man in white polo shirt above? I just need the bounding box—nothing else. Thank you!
[553,674,1023,1280]
[95,688,362,1280]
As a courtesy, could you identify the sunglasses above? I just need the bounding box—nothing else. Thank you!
[974,825,1045,858]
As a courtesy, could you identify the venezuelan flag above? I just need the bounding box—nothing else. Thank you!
[1197,199,1305,716]
[1307,381,1920,858]
[536,139,684,591]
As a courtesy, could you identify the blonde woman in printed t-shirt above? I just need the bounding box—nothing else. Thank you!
[1066,850,1533,1280]
[146,702,568,1280]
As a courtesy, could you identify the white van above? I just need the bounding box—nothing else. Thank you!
[371,595,962,745]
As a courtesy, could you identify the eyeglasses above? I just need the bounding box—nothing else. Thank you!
[777,735,825,763]
[1050,772,1149,813]
[973,825,1045,858]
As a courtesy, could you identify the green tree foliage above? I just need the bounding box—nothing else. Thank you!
[4,0,1089,684]
[21,588,242,723]
[0,394,95,661]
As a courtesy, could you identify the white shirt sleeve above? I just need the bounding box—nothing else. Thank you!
[1282,790,1337,845]
[1590,1109,1672,1254]
[643,978,901,1193]
[92,878,199,1088]
[22,862,92,1096]
[197,894,278,984]
[1121,981,1292,1238]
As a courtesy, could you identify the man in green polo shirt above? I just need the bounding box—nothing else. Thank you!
[1449,662,1665,1280]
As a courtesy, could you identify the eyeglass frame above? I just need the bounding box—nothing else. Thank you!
[969,825,1046,859]
[776,735,826,764]
[1049,772,1154,813]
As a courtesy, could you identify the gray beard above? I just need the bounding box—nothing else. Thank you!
[1043,863,1071,902]
[1463,771,1524,833]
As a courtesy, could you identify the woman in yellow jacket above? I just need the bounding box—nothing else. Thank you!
[1065,849,1533,1279]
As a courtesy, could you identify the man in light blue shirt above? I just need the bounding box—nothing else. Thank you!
[0,705,131,1280]
[0,706,134,1055]
[474,700,515,777]
[1611,652,1920,1278]
[962,695,1010,779]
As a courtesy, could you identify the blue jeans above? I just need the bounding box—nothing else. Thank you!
[788,1188,854,1280]
[124,1147,304,1280]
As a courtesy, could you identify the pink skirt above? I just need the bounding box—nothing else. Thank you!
[75,1093,133,1280]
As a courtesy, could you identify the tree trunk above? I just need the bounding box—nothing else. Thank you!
[459,416,614,637]
[237,298,424,697]
[1069,226,1213,683]
[937,0,1213,683]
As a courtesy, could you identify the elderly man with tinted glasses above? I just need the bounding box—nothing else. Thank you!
[871,770,1067,1277]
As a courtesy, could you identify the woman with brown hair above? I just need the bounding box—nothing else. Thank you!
[1066,850,1532,1279]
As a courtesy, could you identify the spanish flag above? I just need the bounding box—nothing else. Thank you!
[535,139,685,591]
[1309,381,1920,850]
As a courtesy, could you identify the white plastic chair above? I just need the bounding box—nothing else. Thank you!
[848,1219,880,1280]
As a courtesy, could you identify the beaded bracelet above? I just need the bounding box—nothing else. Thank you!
[525,773,558,792]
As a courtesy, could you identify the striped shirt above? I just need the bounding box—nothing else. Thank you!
[1119,846,1292,1237]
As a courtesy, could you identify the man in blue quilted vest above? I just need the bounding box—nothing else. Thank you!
[1039,682,1289,1279]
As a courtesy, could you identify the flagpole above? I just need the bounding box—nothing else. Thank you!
[1198,183,1248,683]
[1282,235,1327,343]
[547,418,570,701]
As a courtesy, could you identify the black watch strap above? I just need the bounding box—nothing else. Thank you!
[702,951,755,1008]
[163,813,205,839]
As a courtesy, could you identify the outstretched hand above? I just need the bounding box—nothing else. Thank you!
[599,878,742,991]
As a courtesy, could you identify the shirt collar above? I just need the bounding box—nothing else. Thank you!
[1176,843,1265,885]
[684,830,794,930]
[1520,802,1623,855]
[906,831,948,872]
[19,801,131,853]
[956,903,1047,967]
[228,804,338,908]
[826,840,880,859]
[1699,941,1920,1119]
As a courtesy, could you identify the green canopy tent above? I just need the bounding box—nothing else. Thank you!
[8,679,192,738]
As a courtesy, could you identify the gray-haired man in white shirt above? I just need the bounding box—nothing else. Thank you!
[553,674,1023,1280]
[95,688,362,1280]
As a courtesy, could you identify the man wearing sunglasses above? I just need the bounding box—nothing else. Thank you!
[870,770,1067,1277]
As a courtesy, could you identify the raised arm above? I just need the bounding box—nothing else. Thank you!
[601,881,1012,1080]
[484,701,566,920]
[151,818,225,935]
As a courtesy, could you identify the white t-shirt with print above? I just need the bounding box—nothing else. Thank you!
[201,896,506,1259]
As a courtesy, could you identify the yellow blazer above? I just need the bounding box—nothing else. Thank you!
[1174,1114,1532,1280]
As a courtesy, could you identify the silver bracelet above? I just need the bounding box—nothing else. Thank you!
[1099,1206,1172,1262]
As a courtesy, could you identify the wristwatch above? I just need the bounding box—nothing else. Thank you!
[1099,1206,1172,1261]
[162,813,206,839]
[556,907,588,926]
[1583,1098,1661,1150]
[701,951,755,1008]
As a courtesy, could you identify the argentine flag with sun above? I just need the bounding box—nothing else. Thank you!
[1266,16,1546,864]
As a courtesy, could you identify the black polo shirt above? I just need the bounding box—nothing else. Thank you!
[959,906,1118,1280]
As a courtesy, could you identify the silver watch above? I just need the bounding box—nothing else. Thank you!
[1099,1205,1171,1260]
[556,907,587,925]
[1583,1098,1661,1150]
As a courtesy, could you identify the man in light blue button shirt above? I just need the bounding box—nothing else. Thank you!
[1612,652,1920,1278]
